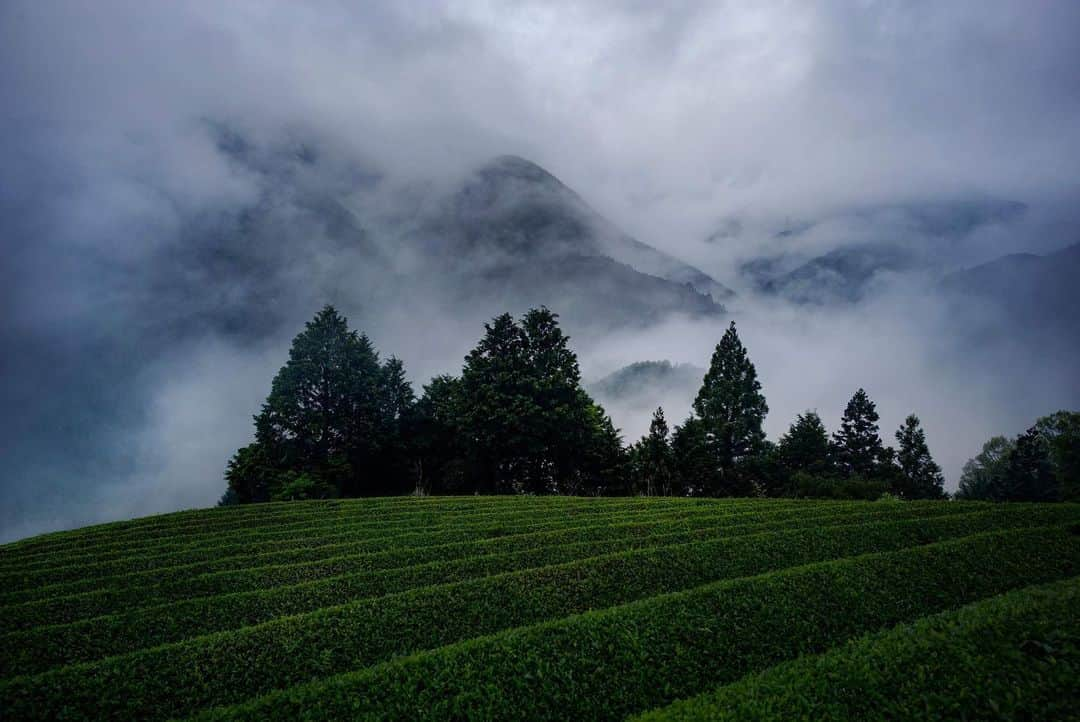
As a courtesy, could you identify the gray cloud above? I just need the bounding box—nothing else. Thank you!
[2,1,1080,540]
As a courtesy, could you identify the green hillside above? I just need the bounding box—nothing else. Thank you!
[1,497,1078,720]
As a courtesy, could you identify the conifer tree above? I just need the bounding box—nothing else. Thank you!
[636,407,675,496]
[372,356,417,495]
[224,305,414,501]
[412,375,465,495]
[832,388,887,479]
[894,414,946,499]
[456,308,625,494]
[253,305,383,496]
[458,312,530,493]
[671,416,717,496]
[692,321,768,494]
[777,411,831,478]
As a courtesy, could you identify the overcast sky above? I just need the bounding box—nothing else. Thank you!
[3,1,1080,541]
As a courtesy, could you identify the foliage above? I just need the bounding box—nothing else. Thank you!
[893,414,947,499]
[671,416,717,496]
[12,501,1055,676]
[159,526,1080,722]
[453,307,625,495]
[689,321,769,495]
[225,306,416,501]
[269,473,337,502]
[1001,426,1059,502]
[1035,410,1080,501]
[956,435,1015,500]
[776,411,832,490]
[957,415,1075,502]
[789,471,888,500]
[634,578,1080,721]
[630,408,676,496]
[4,498,1078,721]
[831,388,888,479]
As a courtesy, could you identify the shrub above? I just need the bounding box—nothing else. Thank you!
[176,525,1080,722]
[3,524,1077,720]
[634,577,1080,721]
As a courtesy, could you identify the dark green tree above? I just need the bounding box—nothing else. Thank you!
[671,416,718,497]
[777,411,832,480]
[371,356,418,495]
[223,442,275,503]
[1034,410,1080,501]
[956,435,1014,500]
[633,407,675,496]
[521,307,593,494]
[457,312,530,493]
[832,388,887,479]
[894,414,946,499]
[455,308,625,495]
[225,305,415,502]
[253,305,384,496]
[692,321,768,495]
[1002,426,1059,502]
[412,375,466,495]
[576,403,629,496]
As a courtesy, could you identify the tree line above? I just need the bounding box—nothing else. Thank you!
[222,305,1077,503]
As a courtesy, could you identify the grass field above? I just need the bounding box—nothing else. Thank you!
[1,497,1078,720]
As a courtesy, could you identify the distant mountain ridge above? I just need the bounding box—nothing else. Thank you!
[743,244,924,305]
[730,197,1028,306]
[401,154,731,330]
[202,133,732,334]
[422,155,733,301]
[941,241,1080,339]
[589,360,704,402]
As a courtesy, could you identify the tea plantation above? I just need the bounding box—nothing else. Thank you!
[1,497,1078,720]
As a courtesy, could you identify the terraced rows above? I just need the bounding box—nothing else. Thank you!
[1,496,1077,720]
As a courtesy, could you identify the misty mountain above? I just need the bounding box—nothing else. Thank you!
[426,155,734,298]
[186,135,731,335]
[734,198,1027,306]
[589,361,705,401]
[742,244,924,305]
[942,241,1080,343]
[401,155,731,329]
[588,361,705,432]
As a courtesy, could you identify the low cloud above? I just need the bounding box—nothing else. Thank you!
[3,1,1080,540]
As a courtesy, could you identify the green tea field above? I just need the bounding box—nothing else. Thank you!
[1,497,1078,720]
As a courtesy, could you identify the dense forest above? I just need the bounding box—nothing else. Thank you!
[222,306,1078,504]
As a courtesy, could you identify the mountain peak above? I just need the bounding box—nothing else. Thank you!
[476,155,564,186]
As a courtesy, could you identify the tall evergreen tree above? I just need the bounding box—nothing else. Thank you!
[521,307,591,494]
[455,308,625,495]
[372,356,417,495]
[692,321,768,495]
[253,305,383,496]
[894,414,946,499]
[777,411,832,479]
[458,312,530,493]
[635,407,675,496]
[224,305,414,501]
[832,388,887,479]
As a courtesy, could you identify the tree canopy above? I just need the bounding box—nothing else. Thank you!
[222,307,1074,507]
